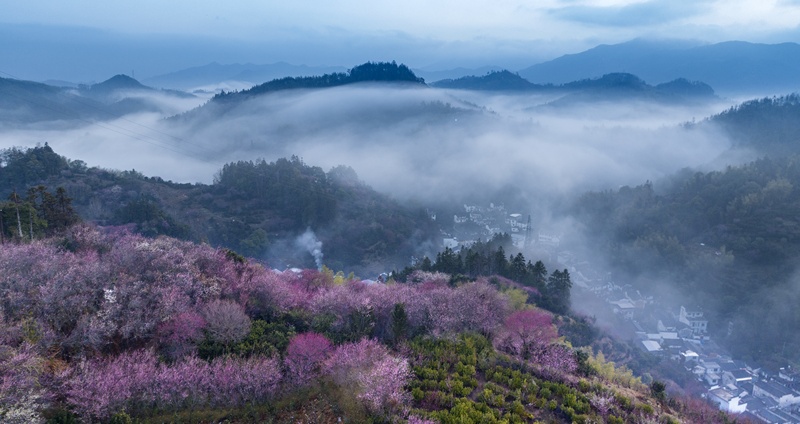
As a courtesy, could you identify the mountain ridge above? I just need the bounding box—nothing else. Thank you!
[518,39,800,95]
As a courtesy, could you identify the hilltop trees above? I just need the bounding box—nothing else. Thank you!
[0,185,78,241]
[544,269,572,315]
[406,240,573,315]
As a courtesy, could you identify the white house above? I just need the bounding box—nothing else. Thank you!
[722,369,753,387]
[678,306,708,335]
[708,387,748,414]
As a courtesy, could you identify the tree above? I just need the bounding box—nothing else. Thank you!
[545,269,572,314]
[491,246,508,276]
[494,309,557,360]
[391,303,409,344]
[509,253,527,281]
[528,260,547,290]
[284,332,332,386]
[201,299,251,346]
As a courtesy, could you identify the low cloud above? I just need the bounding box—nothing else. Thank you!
[549,0,712,28]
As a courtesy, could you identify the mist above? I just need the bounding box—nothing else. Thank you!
[0,83,747,208]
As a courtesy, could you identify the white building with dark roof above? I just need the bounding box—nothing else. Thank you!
[708,387,748,413]
[753,380,800,408]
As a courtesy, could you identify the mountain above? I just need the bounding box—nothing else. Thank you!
[171,61,437,128]
[0,75,196,126]
[143,61,348,91]
[433,69,716,104]
[546,73,716,105]
[218,61,425,99]
[432,70,547,91]
[519,39,800,95]
[0,77,112,126]
[414,65,505,83]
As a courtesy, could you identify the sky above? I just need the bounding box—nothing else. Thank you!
[2,0,800,82]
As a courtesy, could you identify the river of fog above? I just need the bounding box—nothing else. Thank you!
[0,85,744,205]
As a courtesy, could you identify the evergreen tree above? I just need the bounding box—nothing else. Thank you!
[391,303,409,344]
[528,260,548,291]
[546,269,572,314]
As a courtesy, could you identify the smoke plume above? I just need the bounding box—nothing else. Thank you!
[296,228,324,270]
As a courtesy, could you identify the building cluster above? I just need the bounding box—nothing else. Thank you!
[445,203,561,251]
[585,278,800,423]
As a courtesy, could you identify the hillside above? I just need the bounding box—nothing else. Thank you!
[705,93,800,157]
[519,39,800,95]
[0,77,112,126]
[0,228,740,423]
[0,145,438,274]
[572,155,800,369]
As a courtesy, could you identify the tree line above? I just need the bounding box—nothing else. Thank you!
[400,234,573,315]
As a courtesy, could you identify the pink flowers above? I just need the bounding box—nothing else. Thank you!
[65,349,282,421]
[323,339,411,415]
[284,332,332,386]
[494,309,557,360]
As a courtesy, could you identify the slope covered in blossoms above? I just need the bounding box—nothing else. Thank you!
[0,226,741,423]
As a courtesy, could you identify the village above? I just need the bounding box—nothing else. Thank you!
[443,202,800,424]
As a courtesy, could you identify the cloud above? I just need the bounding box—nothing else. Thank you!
[549,0,712,28]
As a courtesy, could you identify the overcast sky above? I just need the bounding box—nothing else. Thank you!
[2,0,800,81]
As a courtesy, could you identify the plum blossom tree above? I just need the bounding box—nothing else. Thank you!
[494,309,557,360]
[323,339,410,416]
[283,332,332,386]
[157,311,207,360]
[0,344,51,424]
[65,349,282,421]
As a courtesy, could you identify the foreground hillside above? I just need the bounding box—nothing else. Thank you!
[0,227,739,423]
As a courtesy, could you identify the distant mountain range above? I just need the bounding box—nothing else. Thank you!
[0,74,195,126]
[129,37,800,99]
[432,70,716,104]
[518,39,800,95]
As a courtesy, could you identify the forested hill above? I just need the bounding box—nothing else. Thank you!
[433,71,716,104]
[706,93,800,157]
[572,156,800,369]
[432,70,547,91]
[0,145,438,274]
[212,61,425,101]
[170,61,429,125]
